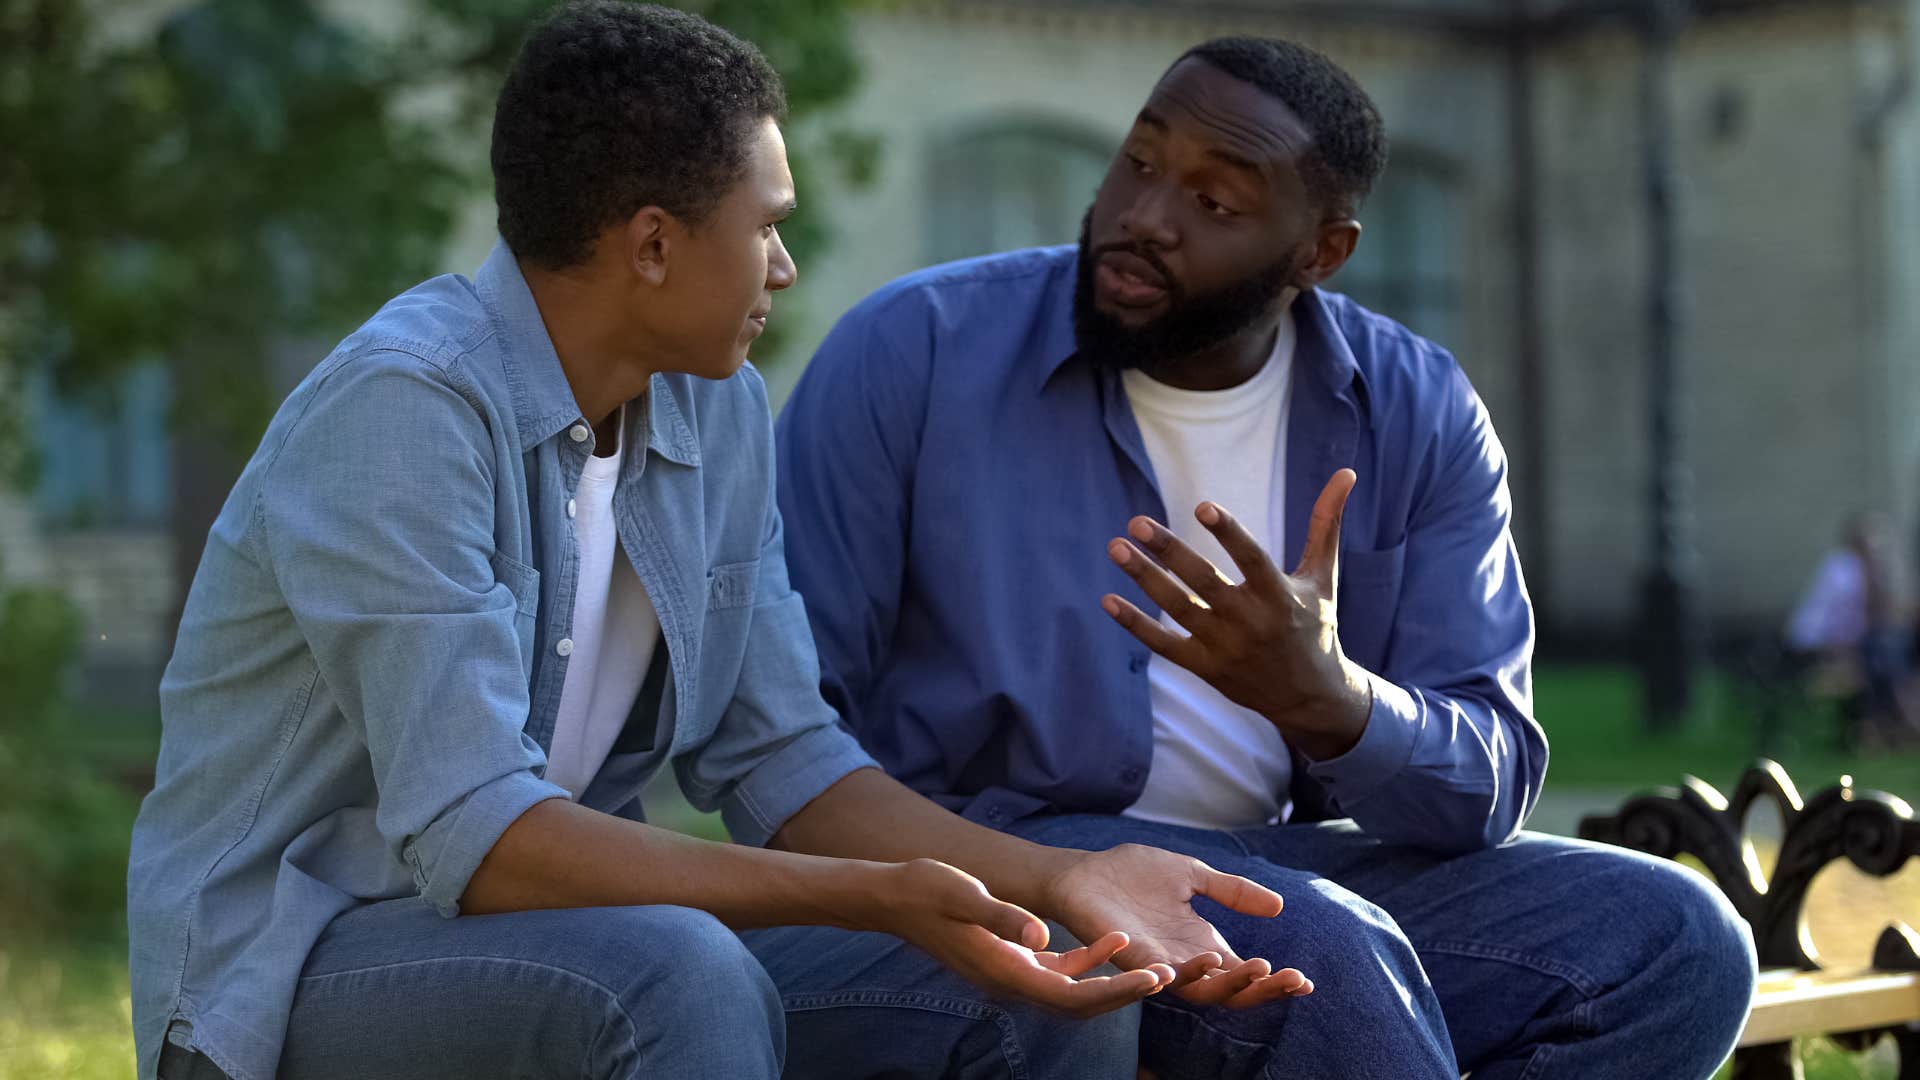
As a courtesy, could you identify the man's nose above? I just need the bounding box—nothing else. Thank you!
[768,229,797,291]
[1117,185,1178,251]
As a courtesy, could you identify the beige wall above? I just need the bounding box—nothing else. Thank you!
[1534,5,1920,630]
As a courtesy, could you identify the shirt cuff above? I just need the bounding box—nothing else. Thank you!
[721,724,879,847]
[1304,673,1421,808]
[408,769,570,918]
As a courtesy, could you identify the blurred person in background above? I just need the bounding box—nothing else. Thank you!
[1785,508,1918,747]
[777,34,1758,1080]
[125,5,1316,1079]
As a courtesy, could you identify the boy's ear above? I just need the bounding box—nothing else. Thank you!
[624,206,673,287]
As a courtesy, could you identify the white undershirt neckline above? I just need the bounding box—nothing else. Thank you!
[544,404,664,801]
[1119,311,1298,830]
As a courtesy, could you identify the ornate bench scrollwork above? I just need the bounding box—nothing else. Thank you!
[1578,759,1920,1079]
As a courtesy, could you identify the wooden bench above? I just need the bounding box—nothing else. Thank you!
[1580,760,1920,1078]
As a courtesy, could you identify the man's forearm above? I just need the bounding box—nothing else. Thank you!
[461,796,895,928]
[769,767,1080,916]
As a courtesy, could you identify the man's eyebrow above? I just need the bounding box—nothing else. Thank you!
[1135,106,1268,179]
[1205,146,1265,179]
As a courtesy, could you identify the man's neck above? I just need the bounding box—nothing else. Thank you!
[521,259,656,430]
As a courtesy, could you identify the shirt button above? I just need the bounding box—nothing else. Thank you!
[1128,653,1147,673]
[985,807,1006,825]
[555,638,574,657]
[566,498,577,519]
[569,424,590,444]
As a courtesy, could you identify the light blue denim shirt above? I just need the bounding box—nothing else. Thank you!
[127,241,876,1080]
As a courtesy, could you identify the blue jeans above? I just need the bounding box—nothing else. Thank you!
[279,896,1139,1078]
[1005,815,1758,1080]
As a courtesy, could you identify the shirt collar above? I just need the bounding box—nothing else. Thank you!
[641,373,701,467]
[476,238,700,467]
[1035,255,1368,403]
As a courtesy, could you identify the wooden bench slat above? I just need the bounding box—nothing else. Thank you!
[1738,967,1920,1047]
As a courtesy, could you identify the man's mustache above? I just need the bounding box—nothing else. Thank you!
[1090,241,1180,297]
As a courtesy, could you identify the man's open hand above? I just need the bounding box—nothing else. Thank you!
[1041,844,1312,1009]
[864,858,1172,1017]
[1101,468,1372,760]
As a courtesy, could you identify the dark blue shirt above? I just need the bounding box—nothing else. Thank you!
[776,246,1544,854]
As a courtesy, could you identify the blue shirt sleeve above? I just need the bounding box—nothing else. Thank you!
[258,350,568,917]
[774,293,930,735]
[1306,366,1545,853]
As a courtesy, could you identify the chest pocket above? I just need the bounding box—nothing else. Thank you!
[1336,539,1405,671]
[490,550,542,670]
[707,559,759,611]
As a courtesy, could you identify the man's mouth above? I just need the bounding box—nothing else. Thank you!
[1095,251,1171,309]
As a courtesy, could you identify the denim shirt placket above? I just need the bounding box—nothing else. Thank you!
[523,423,592,754]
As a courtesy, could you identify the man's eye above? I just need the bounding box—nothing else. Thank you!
[1197,193,1238,218]
[1126,154,1155,176]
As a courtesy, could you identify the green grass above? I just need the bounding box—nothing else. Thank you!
[0,936,133,1080]
[1537,664,1920,798]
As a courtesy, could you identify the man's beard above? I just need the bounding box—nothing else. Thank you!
[1071,211,1298,379]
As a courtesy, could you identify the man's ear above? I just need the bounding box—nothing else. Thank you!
[624,206,673,287]
[1297,220,1361,290]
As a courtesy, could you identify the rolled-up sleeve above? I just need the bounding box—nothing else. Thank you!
[1306,367,1545,854]
[675,376,878,847]
[259,350,566,916]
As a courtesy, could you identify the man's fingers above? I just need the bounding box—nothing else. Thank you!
[1222,967,1313,1009]
[1194,502,1283,593]
[1123,517,1236,605]
[1171,957,1272,1006]
[1101,594,1194,660]
[1107,537,1215,630]
[1292,469,1356,589]
[1194,865,1284,919]
[1161,950,1226,993]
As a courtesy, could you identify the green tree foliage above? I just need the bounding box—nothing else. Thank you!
[0,564,131,938]
[1,0,868,470]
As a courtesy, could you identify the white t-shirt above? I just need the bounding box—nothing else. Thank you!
[545,407,663,801]
[1119,312,1297,830]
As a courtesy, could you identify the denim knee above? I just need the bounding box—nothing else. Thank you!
[597,906,784,1077]
[1644,862,1758,1038]
[1159,875,1452,1078]
[1200,872,1424,981]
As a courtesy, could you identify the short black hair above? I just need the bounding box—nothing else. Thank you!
[491,1,787,269]
[1175,37,1387,216]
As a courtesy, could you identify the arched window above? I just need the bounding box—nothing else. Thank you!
[926,118,1113,264]
[1329,150,1464,351]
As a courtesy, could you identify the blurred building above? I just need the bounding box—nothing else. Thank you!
[9,0,1920,698]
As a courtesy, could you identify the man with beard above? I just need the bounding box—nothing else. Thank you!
[775,37,1759,1079]
[128,9,1322,1079]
